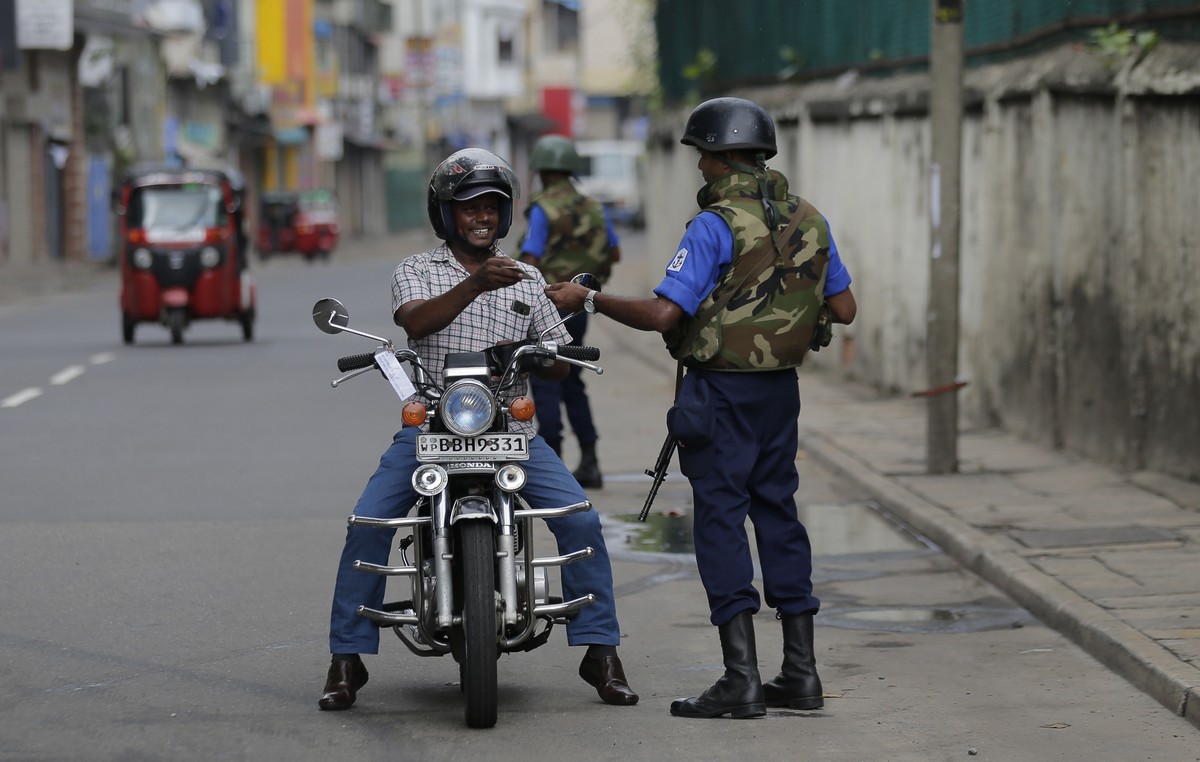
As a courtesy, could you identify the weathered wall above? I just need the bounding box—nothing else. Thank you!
[643,42,1200,481]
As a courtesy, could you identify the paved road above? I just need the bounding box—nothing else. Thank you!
[0,232,1196,760]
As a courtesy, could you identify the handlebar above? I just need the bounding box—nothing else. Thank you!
[338,352,378,373]
[558,345,600,363]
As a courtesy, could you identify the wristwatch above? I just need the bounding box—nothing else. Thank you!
[583,289,598,315]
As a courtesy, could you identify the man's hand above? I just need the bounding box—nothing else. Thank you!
[545,281,590,312]
[472,256,529,292]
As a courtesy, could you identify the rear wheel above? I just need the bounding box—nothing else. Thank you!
[458,521,498,728]
[240,310,255,342]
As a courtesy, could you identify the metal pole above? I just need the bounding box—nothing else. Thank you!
[927,0,964,474]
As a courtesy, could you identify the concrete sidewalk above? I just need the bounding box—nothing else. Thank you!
[795,369,1200,729]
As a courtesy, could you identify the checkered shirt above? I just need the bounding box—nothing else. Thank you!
[391,243,571,436]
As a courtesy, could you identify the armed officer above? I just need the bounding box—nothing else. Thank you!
[519,134,621,489]
[546,97,857,719]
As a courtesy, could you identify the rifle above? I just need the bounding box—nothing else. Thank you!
[639,361,685,522]
[638,433,677,522]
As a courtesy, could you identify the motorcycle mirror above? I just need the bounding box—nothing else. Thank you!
[312,298,350,334]
[570,273,601,292]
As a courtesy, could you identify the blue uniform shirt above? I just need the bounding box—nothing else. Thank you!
[520,204,620,259]
[654,210,852,317]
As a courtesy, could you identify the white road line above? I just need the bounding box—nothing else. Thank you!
[90,352,115,365]
[2,388,43,408]
[51,366,86,385]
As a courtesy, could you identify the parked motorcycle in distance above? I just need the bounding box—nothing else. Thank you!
[311,275,604,728]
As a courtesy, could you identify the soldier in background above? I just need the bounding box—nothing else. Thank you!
[519,135,621,489]
[546,97,857,719]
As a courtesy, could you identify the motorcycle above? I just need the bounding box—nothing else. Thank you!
[311,277,603,729]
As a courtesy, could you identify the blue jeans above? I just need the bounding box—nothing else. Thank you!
[529,311,598,449]
[328,428,621,654]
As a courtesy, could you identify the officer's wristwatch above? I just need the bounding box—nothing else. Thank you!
[583,289,598,315]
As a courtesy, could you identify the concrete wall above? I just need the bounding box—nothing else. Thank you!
[642,42,1200,481]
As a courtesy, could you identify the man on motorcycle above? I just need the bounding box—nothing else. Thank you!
[546,97,857,719]
[319,148,639,711]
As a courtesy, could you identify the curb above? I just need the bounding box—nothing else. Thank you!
[800,428,1200,729]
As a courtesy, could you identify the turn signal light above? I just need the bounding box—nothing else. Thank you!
[509,397,535,422]
[402,401,428,427]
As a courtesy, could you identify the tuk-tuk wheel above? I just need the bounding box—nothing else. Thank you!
[240,310,255,342]
[122,314,136,345]
[168,309,185,345]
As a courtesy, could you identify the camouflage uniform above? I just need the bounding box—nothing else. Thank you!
[665,169,829,370]
[524,179,613,283]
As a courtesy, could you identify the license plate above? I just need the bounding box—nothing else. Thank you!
[417,433,528,462]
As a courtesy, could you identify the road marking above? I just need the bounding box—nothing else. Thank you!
[2,388,42,408]
[51,365,86,385]
[91,352,115,365]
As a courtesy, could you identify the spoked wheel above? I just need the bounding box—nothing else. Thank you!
[456,521,498,728]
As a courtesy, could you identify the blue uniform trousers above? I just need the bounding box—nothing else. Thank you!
[685,368,820,626]
[329,428,621,654]
[529,311,598,449]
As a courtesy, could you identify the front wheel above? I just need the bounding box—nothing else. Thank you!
[167,308,185,345]
[458,521,498,728]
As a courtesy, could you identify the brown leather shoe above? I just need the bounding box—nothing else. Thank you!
[318,657,369,711]
[578,652,639,706]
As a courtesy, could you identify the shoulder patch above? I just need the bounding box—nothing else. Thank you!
[668,247,689,272]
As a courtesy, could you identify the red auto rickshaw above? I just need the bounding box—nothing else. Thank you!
[256,188,339,262]
[114,164,256,344]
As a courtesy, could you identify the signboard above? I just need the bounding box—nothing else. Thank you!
[16,0,73,51]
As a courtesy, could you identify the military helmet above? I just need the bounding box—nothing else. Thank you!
[427,148,521,240]
[530,134,581,174]
[679,97,777,159]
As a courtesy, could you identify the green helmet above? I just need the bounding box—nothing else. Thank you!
[530,135,580,174]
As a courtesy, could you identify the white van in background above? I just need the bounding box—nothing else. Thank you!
[574,140,645,228]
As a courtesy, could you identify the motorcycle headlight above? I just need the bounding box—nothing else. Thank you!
[440,379,497,437]
[132,248,153,269]
[199,246,221,268]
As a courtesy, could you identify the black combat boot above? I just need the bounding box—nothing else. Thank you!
[670,610,765,719]
[572,442,603,489]
[763,612,823,710]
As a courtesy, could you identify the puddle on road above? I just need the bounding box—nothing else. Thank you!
[612,500,925,556]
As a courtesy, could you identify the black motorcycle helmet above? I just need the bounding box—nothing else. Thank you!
[427,148,521,241]
[679,97,777,159]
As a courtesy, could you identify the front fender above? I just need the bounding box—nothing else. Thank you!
[449,495,498,525]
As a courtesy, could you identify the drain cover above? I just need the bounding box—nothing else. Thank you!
[1009,526,1179,549]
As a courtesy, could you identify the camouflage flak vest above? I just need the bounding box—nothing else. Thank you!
[523,180,612,284]
[664,170,830,371]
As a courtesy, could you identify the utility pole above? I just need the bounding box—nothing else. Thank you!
[926,0,964,474]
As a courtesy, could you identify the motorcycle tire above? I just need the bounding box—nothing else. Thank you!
[168,309,185,345]
[458,521,498,728]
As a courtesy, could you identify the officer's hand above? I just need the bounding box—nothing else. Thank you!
[545,281,588,312]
